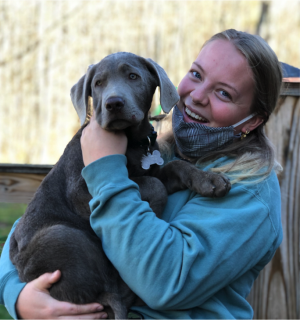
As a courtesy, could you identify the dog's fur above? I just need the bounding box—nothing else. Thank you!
[10,52,230,319]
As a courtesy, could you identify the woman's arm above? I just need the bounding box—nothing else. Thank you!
[0,220,26,318]
[82,154,282,311]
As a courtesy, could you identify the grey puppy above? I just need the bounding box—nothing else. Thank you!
[10,52,230,319]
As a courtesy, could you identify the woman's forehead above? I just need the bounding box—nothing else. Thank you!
[196,40,246,71]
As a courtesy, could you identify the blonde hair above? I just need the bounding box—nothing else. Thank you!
[160,29,283,184]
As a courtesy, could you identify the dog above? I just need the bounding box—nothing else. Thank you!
[10,52,231,319]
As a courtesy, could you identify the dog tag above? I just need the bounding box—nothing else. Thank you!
[141,150,164,170]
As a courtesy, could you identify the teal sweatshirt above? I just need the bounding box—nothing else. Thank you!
[0,155,282,319]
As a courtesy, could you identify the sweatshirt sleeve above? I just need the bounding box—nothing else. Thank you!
[82,155,281,311]
[0,219,26,319]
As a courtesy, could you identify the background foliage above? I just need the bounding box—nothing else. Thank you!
[0,305,12,320]
[0,0,299,165]
[0,203,25,257]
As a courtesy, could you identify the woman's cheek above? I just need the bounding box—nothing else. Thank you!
[177,74,192,97]
[211,99,236,127]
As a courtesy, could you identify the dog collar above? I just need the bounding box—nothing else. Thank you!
[128,125,157,150]
[140,125,157,148]
[140,126,164,169]
[126,125,163,170]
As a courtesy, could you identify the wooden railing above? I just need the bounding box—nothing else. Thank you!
[0,164,52,204]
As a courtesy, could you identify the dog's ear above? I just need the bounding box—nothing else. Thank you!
[145,58,179,114]
[70,64,95,126]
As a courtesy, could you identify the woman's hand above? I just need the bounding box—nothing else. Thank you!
[81,114,128,166]
[16,270,107,319]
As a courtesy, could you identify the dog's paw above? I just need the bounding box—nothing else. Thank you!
[188,171,231,198]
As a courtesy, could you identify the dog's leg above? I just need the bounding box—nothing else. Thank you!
[154,160,231,197]
[131,176,168,218]
[14,225,136,319]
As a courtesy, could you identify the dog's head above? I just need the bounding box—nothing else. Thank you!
[70,52,179,132]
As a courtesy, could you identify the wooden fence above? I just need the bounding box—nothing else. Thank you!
[247,78,300,319]
[0,79,299,319]
[0,164,52,204]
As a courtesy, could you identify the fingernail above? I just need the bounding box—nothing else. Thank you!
[97,306,104,311]
[101,313,108,319]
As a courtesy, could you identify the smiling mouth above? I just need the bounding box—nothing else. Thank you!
[185,106,208,123]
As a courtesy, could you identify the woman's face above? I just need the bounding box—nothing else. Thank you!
[177,39,255,132]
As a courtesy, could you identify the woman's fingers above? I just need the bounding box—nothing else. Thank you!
[54,301,105,317]
[35,270,61,290]
[33,272,107,318]
[58,311,108,319]
[56,306,108,319]
[16,271,106,319]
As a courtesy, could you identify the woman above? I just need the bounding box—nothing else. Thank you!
[0,29,282,319]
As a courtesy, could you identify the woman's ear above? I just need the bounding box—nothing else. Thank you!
[241,115,264,133]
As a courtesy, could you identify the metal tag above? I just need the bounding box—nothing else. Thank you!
[141,150,164,170]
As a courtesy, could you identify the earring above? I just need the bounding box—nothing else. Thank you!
[241,130,250,140]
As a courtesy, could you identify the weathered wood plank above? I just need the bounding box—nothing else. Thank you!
[281,79,300,97]
[0,172,47,204]
[283,77,300,83]
[0,163,53,174]
[0,164,52,203]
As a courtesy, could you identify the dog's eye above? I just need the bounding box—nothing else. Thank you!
[129,73,138,80]
[95,80,102,86]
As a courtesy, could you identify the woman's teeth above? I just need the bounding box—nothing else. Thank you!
[185,107,207,122]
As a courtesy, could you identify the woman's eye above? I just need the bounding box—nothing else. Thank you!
[129,73,138,80]
[219,90,231,100]
[95,80,102,86]
[192,71,201,79]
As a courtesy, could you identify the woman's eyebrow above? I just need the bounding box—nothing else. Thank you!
[218,82,239,96]
[192,62,205,73]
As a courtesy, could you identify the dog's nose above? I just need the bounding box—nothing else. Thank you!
[105,97,125,112]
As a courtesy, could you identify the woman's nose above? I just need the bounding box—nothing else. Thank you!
[190,86,209,106]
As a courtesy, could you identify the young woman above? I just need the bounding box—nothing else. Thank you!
[0,29,283,319]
